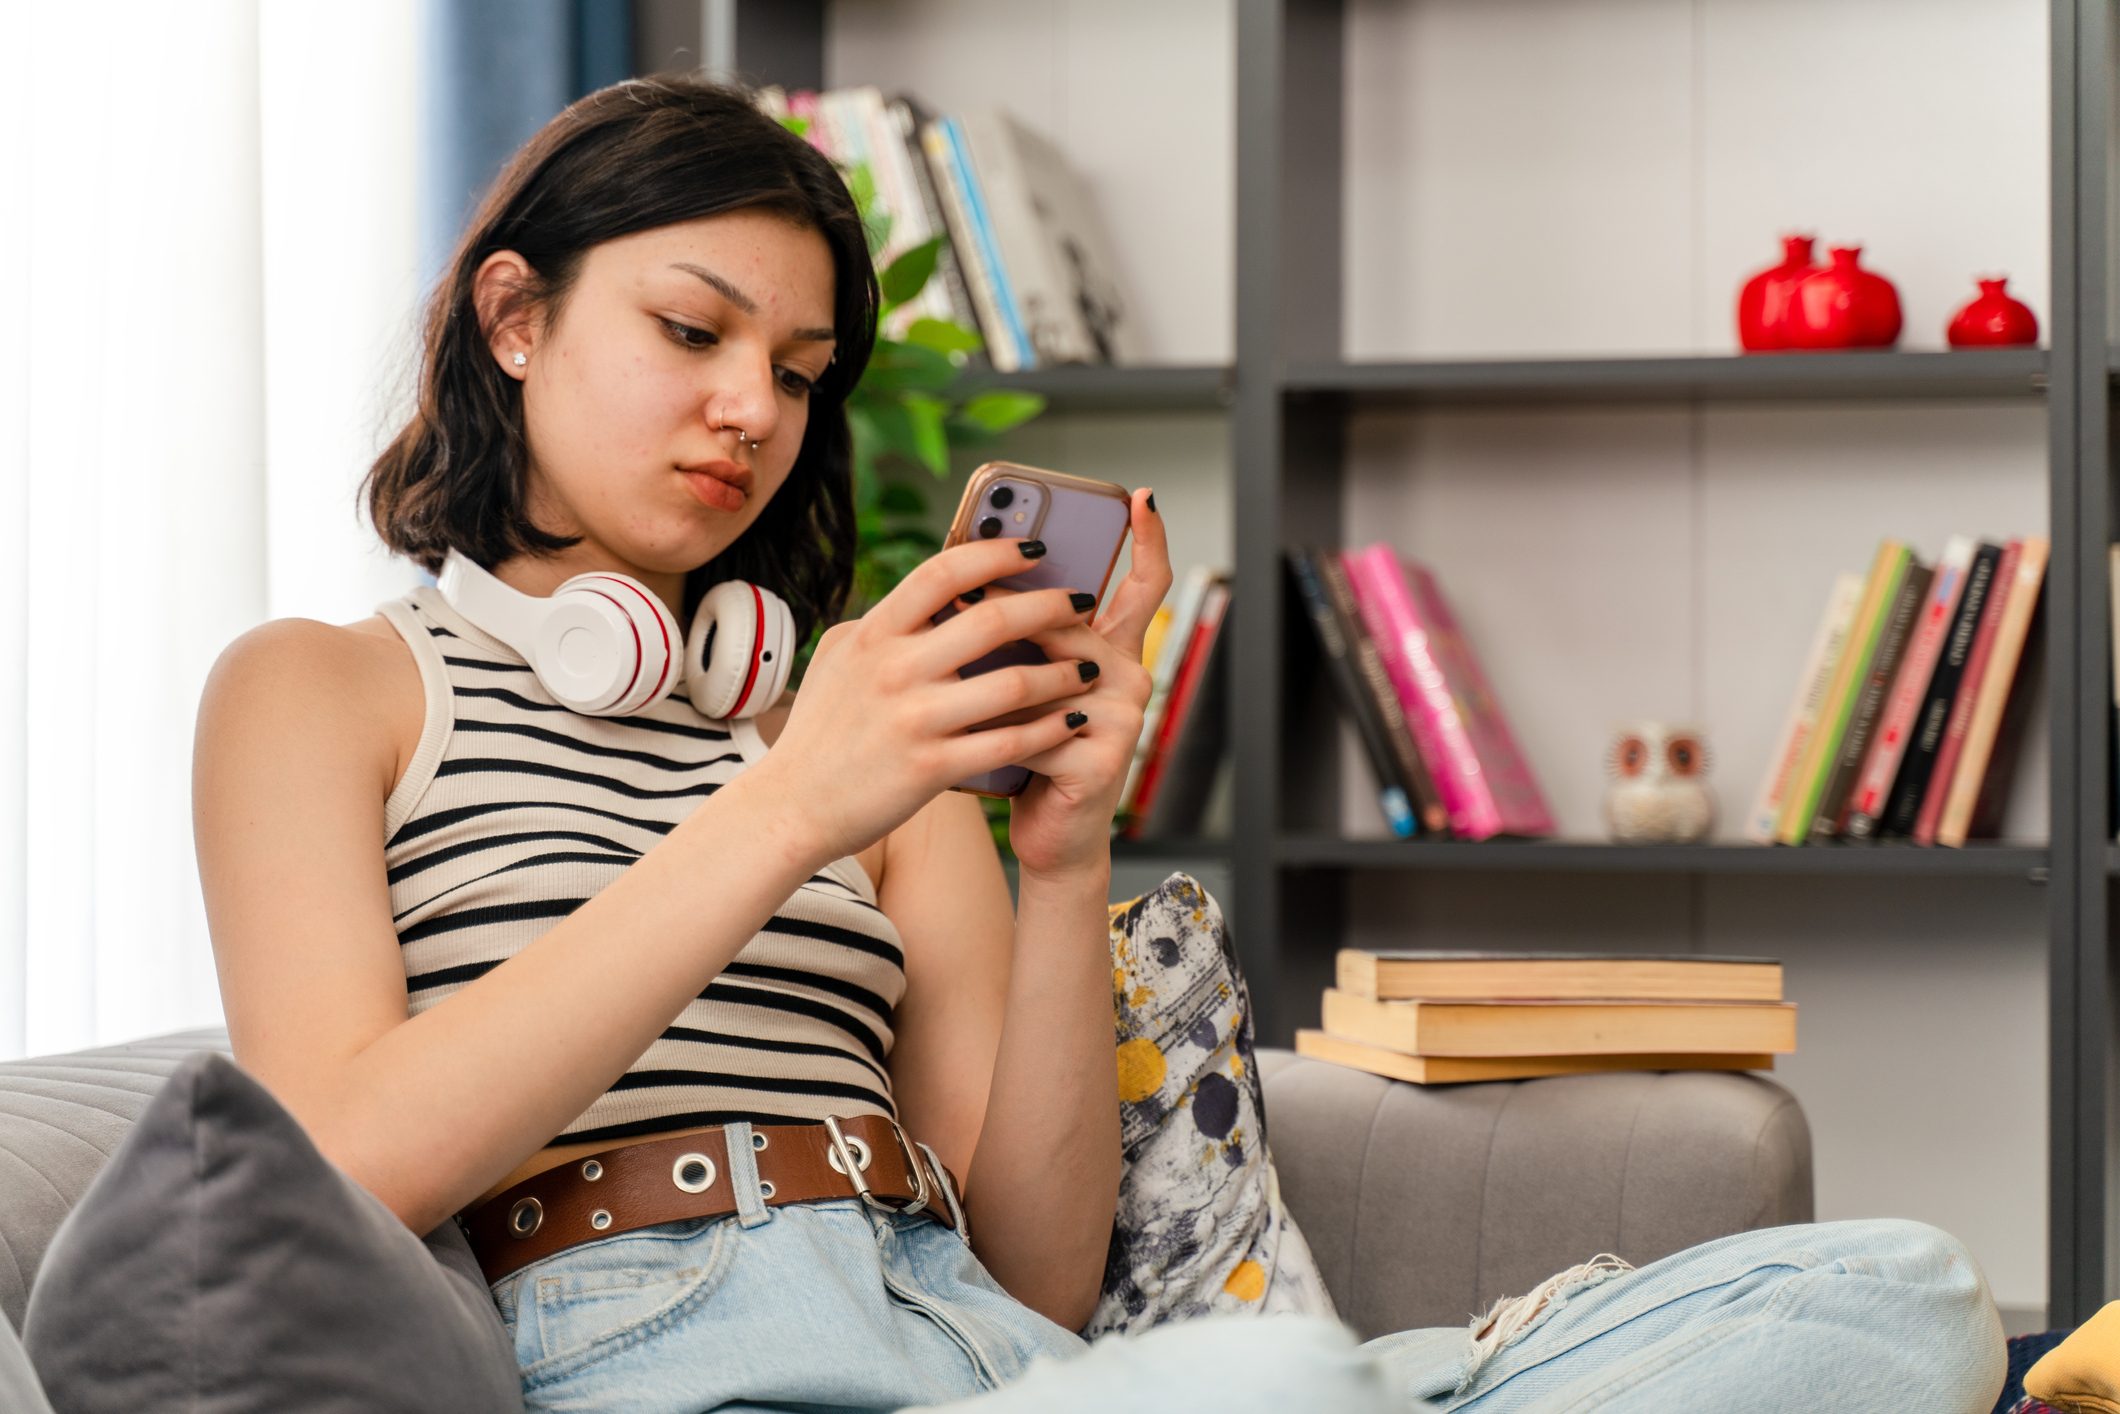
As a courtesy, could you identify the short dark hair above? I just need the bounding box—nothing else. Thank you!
[361,75,878,641]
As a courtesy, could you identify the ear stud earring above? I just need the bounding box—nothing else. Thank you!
[512,352,527,368]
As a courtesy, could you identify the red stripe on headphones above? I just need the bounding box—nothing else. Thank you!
[729,583,766,717]
[582,577,672,706]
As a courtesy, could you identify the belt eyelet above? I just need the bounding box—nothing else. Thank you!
[752,1131,769,1151]
[581,1159,603,1181]
[590,1209,613,1231]
[758,1179,776,1199]
[672,1152,718,1194]
[508,1196,543,1238]
[827,1135,872,1175]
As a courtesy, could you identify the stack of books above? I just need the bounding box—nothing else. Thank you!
[1286,543,1556,842]
[1749,534,2048,848]
[758,85,1141,369]
[1115,566,1232,840]
[1295,949,1797,1084]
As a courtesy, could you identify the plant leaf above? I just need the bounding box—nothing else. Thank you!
[954,389,1047,435]
[880,236,944,309]
[902,392,950,477]
[857,340,960,396]
[905,317,983,361]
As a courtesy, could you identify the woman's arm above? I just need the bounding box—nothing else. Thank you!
[880,792,1122,1334]
[196,621,835,1238]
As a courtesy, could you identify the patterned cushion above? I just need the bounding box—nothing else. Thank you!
[1084,870,1336,1337]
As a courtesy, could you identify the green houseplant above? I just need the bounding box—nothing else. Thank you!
[781,111,1047,850]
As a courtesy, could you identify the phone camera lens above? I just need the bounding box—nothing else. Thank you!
[977,516,1003,539]
[988,485,1015,509]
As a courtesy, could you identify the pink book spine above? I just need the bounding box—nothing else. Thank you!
[1914,538,2021,846]
[1845,553,1965,831]
[1341,544,1495,838]
[1406,563,1557,838]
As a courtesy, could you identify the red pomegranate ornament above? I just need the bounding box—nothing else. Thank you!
[1786,246,1902,349]
[1946,277,2039,347]
[1737,235,1819,351]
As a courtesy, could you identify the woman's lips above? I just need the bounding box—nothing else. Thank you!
[679,465,748,512]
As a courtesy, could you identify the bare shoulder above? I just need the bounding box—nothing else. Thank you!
[202,614,423,800]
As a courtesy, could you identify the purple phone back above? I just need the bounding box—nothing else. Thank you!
[938,478,1132,796]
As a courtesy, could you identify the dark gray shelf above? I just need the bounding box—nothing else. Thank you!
[1276,836,2051,880]
[1282,349,2050,407]
[951,364,1234,414]
[1109,836,1233,863]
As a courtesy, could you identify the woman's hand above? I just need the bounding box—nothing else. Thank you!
[751,533,1110,871]
[1003,487,1173,880]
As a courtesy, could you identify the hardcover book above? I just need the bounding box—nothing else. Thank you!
[1914,538,2024,846]
[1937,537,2048,847]
[1295,1031,1775,1084]
[1844,537,1974,842]
[1775,540,1908,845]
[1878,541,2005,841]
[1747,573,1864,843]
[1341,544,1554,841]
[1318,989,1799,1057]
[1812,558,1933,841]
[1335,949,1784,1003]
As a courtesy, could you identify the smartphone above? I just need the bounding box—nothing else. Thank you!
[931,461,1134,797]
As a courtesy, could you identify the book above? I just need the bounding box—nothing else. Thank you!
[1775,539,1908,845]
[1914,538,2024,846]
[919,115,1027,370]
[884,94,980,337]
[967,109,1138,364]
[1336,949,1784,1002]
[1936,537,2049,847]
[1127,576,1230,833]
[1136,588,1233,838]
[1406,562,1557,839]
[1845,537,1974,842]
[1342,544,1554,841]
[1747,573,1864,843]
[1878,541,2005,841]
[1811,558,1933,841]
[1294,1031,1776,1085]
[1317,549,1448,835]
[1319,989,1798,1057]
[1118,565,1214,821]
[1288,547,1426,837]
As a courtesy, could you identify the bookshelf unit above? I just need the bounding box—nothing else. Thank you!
[715,0,2115,1327]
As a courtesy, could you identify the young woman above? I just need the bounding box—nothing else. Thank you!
[192,75,2007,1413]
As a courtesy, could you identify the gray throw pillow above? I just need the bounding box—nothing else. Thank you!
[22,1049,523,1413]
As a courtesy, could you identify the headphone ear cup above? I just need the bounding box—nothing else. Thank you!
[686,580,796,719]
[543,572,685,716]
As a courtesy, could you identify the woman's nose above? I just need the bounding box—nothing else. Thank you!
[709,356,779,446]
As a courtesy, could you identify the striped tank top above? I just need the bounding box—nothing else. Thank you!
[373,583,904,1146]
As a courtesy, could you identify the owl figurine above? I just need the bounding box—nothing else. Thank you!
[1604,722,1716,844]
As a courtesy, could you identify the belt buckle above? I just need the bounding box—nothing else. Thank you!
[824,1113,931,1222]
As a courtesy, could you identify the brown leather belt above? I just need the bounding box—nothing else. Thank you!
[461,1113,968,1286]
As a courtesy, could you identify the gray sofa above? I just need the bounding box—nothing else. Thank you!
[0,1026,1812,1347]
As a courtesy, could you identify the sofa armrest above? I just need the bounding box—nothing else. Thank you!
[1256,1047,1813,1342]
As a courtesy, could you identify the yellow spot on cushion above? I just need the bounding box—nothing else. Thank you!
[1116,1038,1165,1102]
[1129,985,1153,1007]
[1223,1260,1266,1301]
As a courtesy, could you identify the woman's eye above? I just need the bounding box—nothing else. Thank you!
[777,368,815,397]
[661,318,716,350]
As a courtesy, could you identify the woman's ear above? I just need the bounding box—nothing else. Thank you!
[471,250,539,380]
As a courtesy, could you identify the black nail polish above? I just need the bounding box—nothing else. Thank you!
[1019,539,1046,559]
[1076,660,1100,681]
[1066,710,1088,729]
[959,586,985,605]
[1069,591,1096,613]
[1146,492,1157,513]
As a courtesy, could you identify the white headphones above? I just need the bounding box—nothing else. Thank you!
[434,547,796,719]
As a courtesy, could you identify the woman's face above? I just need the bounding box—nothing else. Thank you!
[483,209,838,605]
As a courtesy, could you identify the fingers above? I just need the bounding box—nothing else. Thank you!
[938,701,1089,784]
[1090,488,1173,662]
[868,535,1054,637]
[925,654,1100,737]
[914,582,1098,680]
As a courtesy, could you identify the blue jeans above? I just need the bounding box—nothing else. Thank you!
[488,873,2005,1410]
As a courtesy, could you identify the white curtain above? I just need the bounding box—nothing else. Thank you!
[0,2,427,1061]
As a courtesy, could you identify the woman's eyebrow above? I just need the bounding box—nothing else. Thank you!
[668,262,836,343]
